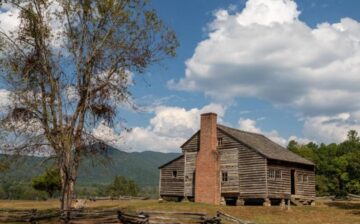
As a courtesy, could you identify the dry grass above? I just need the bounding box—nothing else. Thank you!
[0,199,359,224]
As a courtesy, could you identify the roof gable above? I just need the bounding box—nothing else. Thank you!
[180,130,200,149]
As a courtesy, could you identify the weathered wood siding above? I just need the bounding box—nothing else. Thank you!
[159,156,184,196]
[238,144,267,198]
[184,151,197,197]
[219,148,239,193]
[294,168,315,198]
[182,132,199,152]
[267,160,315,198]
[217,129,267,198]
[181,132,200,197]
[267,164,291,198]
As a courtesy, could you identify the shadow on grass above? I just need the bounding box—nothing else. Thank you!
[325,201,360,215]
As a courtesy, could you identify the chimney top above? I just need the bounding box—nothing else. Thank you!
[200,112,217,117]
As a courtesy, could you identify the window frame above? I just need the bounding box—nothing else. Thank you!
[222,171,228,182]
[304,175,309,183]
[275,170,282,180]
[298,174,303,183]
[172,170,178,178]
[217,137,223,146]
[268,169,275,180]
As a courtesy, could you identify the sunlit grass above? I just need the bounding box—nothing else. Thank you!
[0,199,359,224]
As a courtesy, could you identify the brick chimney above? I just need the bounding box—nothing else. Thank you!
[195,113,220,205]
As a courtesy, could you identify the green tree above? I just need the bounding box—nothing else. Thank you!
[289,130,360,196]
[0,0,178,209]
[287,139,299,151]
[32,168,61,198]
[107,176,140,197]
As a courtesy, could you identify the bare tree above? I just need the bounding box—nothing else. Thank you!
[0,0,178,210]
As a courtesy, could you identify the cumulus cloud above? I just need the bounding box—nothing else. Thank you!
[238,118,261,133]
[170,0,360,116]
[93,103,226,153]
[0,89,11,110]
[0,3,20,34]
[303,113,360,144]
[0,1,65,52]
[238,117,289,146]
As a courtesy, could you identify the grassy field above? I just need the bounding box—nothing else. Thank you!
[0,199,359,224]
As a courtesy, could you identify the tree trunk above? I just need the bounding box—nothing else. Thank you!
[59,152,77,211]
[60,170,76,210]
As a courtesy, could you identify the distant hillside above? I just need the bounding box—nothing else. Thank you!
[0,146,180,187]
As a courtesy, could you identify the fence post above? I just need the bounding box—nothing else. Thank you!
[61,210,71,224]
[29,209,37,224]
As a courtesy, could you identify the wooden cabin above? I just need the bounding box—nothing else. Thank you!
[159,113,315,206]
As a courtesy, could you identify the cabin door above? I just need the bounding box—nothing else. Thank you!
[291,170,296,195]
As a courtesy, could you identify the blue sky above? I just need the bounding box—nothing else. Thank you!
[2,0,360,153]
[104,0,360,152]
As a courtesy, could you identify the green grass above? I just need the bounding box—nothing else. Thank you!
[0,199,359,224]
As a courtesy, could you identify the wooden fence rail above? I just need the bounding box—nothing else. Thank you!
[0,209,255,224]
[216,211,255,224]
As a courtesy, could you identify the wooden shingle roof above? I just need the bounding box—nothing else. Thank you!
[217,124,314,166]
[158,155,184,169]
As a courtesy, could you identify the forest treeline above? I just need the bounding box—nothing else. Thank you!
[0,174,157,200]
[288,130,360,196]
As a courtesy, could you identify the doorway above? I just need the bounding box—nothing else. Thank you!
[291,170,296,195]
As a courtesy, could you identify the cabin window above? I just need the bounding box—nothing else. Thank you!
[268,169,275,180]
[275,170,282,180]
[222,171,228,182]
[217,138,223,146]
[172,170,178,178]
[304,175,309,183]
[298,174,303,183]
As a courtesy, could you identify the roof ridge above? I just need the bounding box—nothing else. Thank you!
[217,124,265,137]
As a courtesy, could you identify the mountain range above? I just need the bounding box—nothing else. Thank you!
[0,146,180,187]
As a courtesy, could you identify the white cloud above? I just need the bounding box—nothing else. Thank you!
[303,113,360,144]
[0,1,65,52]
[238,117,287,145]
[238,117,313,146]
[238,118,261,133]
[235,0,299,26]
[92,121,125,148]
[93,103,226,153]
[288,135,313,145]
[168,0,360,143]
[0,4,20,34]
[169,0,360,116]
[0,89,11,110]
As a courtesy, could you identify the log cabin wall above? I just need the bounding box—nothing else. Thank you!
[238,144,267,199]
[159,156,185,197]
[217,130,239,194]
[267,163,291,199]
[294,169,315,198]
[219,148,239,193]
[267,160,315,199]
[181,133,200,197]
[182,131,199,152]
[217,129,267,198]
[184,151,197,197]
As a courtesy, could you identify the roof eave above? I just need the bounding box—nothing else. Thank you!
[158,155,184,169]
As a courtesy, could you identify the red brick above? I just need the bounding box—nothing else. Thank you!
[195,113,220,205]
